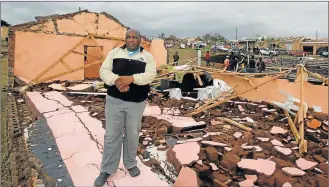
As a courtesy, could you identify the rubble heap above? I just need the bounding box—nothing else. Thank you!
[19,79,328,187]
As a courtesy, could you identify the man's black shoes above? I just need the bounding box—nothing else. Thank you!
[94,172,110,187]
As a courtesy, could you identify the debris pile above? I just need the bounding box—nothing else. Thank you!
[139,94,328,187]
[18,77,328,187]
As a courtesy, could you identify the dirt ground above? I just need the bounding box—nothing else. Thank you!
[1,47,53,187]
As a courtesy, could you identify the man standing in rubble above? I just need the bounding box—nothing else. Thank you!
[94,29,156,187]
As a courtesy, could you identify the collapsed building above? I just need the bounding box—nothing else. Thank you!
[3,10,329,187]
[8,10,167,84]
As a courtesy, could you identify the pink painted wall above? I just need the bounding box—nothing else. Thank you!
[150,39,167,67]
[14,31,85,81]
[13,12,167,82]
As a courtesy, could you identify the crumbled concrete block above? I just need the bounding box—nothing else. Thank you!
[233,132,243,139]
[282,167,305,176]
[271,139,284,147]
[270,126,287,135]
[237,159,276,176]
[274,146,292,156]
[296,158,318,170]
[209,163,219,171]
[205,146,218,162]
[257,137,270,142]
[173,167,203,187]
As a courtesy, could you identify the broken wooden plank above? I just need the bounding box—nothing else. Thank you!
[305,68,328,85]
[196,74,203,86]
[89,33,105,59]
[284,109,300,142]
[299,139,308,155]
[35,59,104,84]
[221,117,253,131]
[60,60,73,72]
[298,65,306,154]
[210,70,295,76]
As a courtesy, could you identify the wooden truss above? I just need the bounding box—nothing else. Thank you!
[20,33,151,91]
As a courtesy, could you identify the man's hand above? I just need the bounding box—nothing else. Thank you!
[115,76,134,93]
[115,76,134,88]
[118,85,130,92]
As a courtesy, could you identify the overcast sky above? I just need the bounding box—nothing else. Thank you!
[1,2,328,39]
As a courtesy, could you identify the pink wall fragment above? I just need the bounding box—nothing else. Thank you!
[171,142,200,165]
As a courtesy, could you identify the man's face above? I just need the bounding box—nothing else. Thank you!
[126,31,141,51]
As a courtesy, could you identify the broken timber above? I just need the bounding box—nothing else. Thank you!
[221,117,253,131]
[297,65,307,154]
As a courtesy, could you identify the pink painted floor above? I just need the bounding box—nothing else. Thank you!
[27,91,170,187]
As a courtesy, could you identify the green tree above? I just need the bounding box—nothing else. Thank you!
[195,36,202,41]
[1,20,10,26]
[158,33,165,39]
[202,32,227,46]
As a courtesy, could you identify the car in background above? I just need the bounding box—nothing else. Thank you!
[211,45,229,52]
[259,48,270,56]
[268,49,279,56]
[320,51,328,58]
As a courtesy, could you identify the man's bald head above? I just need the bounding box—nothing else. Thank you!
[125,29,142,51]
[126,29,141,40]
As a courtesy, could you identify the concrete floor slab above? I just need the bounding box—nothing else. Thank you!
[27,91,170,187]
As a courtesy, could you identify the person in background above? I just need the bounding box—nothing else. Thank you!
[223,56,230,70]
[230,51,236,61]
[173,51,179,66]
[94,29,156,187]
[257,57,266,73]
[205,51,211,66]
[244,55,255,73]
[228,57,238,71]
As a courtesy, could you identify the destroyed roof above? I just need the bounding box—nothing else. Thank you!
[10,10,127,31]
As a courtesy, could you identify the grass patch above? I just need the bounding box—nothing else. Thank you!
[1,54,10,186]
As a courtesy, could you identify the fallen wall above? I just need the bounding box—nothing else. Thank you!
[11,11,167,82]
[13,31,166,82]
[213,75,328,113]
